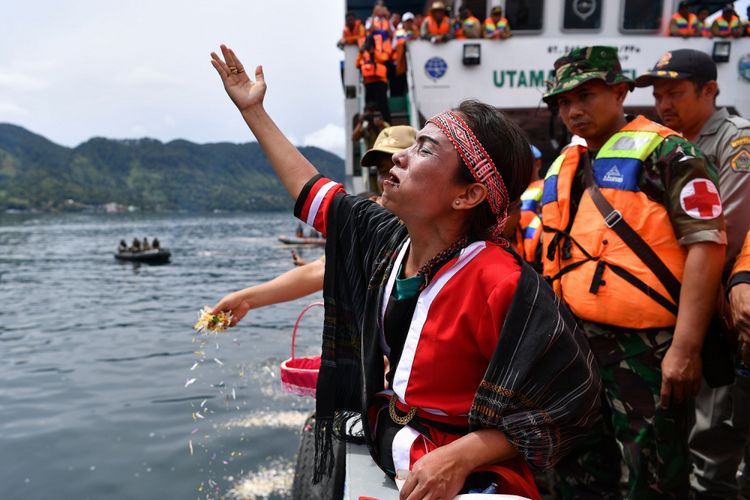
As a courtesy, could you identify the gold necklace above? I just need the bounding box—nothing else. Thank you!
[389,394,417,425]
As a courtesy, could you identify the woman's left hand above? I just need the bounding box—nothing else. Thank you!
[399,445,470,500]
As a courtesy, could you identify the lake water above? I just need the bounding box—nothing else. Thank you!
[0,212,327,500]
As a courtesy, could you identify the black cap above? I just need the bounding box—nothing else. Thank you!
[634,49,717,87]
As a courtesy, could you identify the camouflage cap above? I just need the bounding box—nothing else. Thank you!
[542,46,634,104]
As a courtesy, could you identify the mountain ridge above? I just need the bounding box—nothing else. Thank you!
[0,123,344,212]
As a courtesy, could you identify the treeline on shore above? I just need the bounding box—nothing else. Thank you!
[0,123,344,212]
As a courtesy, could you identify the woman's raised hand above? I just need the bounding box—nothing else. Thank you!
[210,44,266,113]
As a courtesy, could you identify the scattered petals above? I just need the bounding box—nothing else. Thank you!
[194,307,233,333]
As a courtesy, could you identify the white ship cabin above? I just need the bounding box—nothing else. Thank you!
[341,0,750,192]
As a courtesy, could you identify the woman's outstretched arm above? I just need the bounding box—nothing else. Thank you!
[210,44,318,200]
[209,258,325,327]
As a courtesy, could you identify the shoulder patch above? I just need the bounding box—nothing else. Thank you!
[731,148,750,172]
[679,179,722,220]
[730,137,750,148]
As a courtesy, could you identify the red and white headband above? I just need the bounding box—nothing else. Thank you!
[427,110,510,242]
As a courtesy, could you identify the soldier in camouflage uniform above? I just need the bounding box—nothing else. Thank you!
[541,46,727,498]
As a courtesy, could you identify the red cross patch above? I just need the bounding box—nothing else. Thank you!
[679,179,722,220]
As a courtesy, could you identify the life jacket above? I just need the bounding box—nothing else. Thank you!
[697,20,712,37]
[733,231,750,277]
[368,16,391,38]
[516,180,543,266]
[744,20,750,37]
[357,34,390,83]
[714,15,740,37]
[454,16,481,39]
[342,20,365,45]
[670,12,698,36]
[424,15,451,36]
[541,116,688,329]
[484,16,509,38]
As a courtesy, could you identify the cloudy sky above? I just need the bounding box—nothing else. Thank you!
[2,1,347,157]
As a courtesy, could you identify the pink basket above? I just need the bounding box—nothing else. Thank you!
[280,302,323,397]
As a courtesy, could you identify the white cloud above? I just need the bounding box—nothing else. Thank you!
[0,101,29,116]
[303,124,345,158]
[123,66,172,86]
[0,72,48,91]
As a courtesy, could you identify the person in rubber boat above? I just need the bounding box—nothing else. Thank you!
[210,44,601,500]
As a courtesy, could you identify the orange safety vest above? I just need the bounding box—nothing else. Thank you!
[515,180,544,265]
[342,21,365,45]
[697,20,712,37]
[541,116,688,329]
[424,16,451,36]
[714,15,740,37]
[733,231,750,277]
[357,34,390,83]
[368,16,391,37]
[670,12,698,36]
[454,15,481,39]
[484,16,509,38]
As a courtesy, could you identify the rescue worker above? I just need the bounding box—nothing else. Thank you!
[636,48,750,500]
[366,2,392,39]
[731,231,750,343]
[515,145,543,269]
[420,1,452,44]
[360,125,416,194]
[711,4,742,37]
[356,30,392,123]
[131,238,141,252]
[696,7,712,37]
[338,12,365,48]
[542,46,727,498]
[118,239,127,253]
[453,6,481,39]
[744,6,750,36]
[352,106,390,150]
[390,12,417,97]
[669,1,698,36]
[484,6,511,40]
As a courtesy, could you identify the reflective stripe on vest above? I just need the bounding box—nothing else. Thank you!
[541,116,687,329]
[671,12,697,35]
[484,17,508,36]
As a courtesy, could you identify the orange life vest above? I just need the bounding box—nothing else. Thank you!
[424,15,451,36]
[357,34,391,83]
[733,231,750,277]
[368,16,391,37]
[454,16,481,39]
[513,180,543,265]
[714,15,740,37]
[670,12,698,36]
[484,16,509,38]
[342,20,365,45]
[541,116,688,329]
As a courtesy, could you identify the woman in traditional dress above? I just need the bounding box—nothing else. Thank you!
[209,44,600,499]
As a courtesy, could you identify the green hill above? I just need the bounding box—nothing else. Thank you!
[0,123,344,212]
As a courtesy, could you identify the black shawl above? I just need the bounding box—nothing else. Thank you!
[310,191,601,480]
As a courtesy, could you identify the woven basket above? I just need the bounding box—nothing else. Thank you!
[280,302,323,397]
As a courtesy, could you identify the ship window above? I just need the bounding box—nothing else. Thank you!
[562,0,601,31]
[505,0,544,32]
[621,0,663,32]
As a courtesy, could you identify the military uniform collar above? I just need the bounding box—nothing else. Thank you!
[698,107,730,138]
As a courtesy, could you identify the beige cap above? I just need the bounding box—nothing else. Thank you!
[361,125,417,166]
[430,1,447,11]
